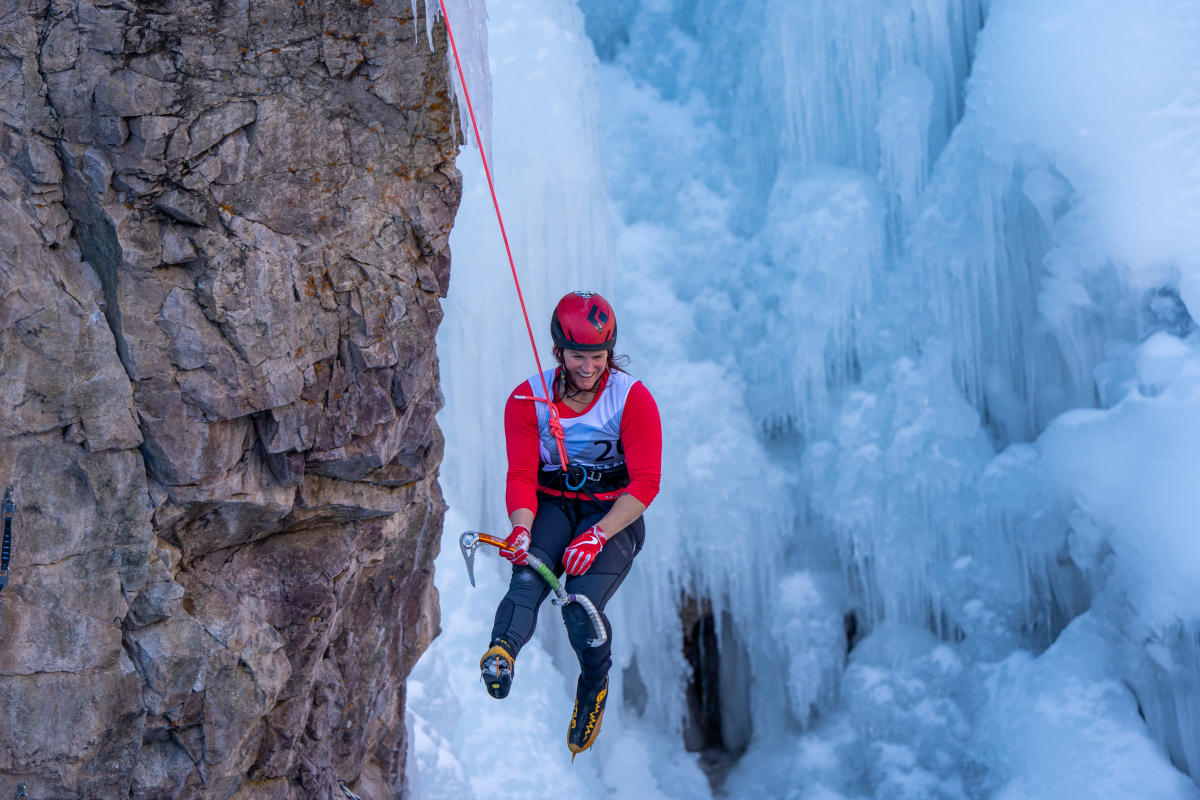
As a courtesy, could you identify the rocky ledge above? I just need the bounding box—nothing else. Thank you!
[0,0,461,797]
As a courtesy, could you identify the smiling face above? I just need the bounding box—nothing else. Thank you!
[561,348,609,393]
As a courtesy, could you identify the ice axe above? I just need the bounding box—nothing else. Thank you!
[459,531,608,647]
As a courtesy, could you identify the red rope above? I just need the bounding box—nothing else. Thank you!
[436,0,569,469]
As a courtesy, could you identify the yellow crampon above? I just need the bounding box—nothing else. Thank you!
[567,678,608,760]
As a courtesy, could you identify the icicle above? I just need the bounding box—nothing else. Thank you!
[424,0,492,154]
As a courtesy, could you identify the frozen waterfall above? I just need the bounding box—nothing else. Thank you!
[409,0,1200,798]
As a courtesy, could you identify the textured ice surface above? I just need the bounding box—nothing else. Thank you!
[412,0,1200,797]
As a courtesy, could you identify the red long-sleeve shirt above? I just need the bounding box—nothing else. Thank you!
[504,371,662,516]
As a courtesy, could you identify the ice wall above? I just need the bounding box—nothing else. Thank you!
[414,0,1200,796]
[915,0,1200,787]
[582,0,997,749]
[582,0,1200,796]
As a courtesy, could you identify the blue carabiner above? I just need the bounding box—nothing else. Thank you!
[565,465,587,491]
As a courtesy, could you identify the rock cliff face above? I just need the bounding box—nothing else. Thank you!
[0,0,460,796]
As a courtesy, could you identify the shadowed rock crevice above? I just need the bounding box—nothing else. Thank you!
[0,0,462,796]
[680,595,752,794]
[62,155,138,377]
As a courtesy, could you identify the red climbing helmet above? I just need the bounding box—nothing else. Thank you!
[551,291,617,351]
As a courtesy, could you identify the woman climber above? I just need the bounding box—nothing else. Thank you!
[480,290,663,757]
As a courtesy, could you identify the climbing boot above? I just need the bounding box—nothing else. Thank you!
[479,640,515,699]
[567,675,608,758]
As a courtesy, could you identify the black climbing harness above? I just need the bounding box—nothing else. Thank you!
[1,487,14,592]
[542,461,629,495]
[541,465,622,517]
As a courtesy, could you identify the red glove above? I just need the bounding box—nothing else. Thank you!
[501,524,531,565]
[563,525,607,575]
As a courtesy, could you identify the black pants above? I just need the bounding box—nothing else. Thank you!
[490,494,645,689]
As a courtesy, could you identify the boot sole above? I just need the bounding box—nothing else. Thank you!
[480,646,514,699]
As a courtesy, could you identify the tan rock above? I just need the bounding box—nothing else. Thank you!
[0,0,463,795]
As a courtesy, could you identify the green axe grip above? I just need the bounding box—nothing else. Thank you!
[526,557,560,590]
[523,551,606,647]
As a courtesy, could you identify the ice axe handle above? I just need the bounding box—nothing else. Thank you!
[518,553,606,648]
[458,531,607,647]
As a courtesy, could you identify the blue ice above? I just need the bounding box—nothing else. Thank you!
[409,0,1200,797]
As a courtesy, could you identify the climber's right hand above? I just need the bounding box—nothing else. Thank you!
[500,524,531,565]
